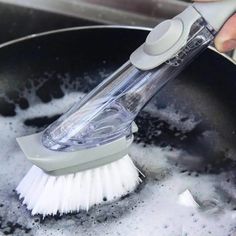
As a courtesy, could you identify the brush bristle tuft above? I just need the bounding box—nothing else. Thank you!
[16,155,142,216]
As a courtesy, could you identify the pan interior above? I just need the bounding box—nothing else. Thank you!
[1,27,236,236]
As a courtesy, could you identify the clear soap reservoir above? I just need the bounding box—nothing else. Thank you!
[42,17,215,151]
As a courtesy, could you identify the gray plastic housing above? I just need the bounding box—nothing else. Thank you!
[130,6,202,70]
[131,1,236,70]
[17,123,138,176]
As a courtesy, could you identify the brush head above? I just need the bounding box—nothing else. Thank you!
[16,123,142,216]
[16,155,142,216]
[16,127,137,176]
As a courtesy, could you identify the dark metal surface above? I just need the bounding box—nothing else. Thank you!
[0,2,97,44]
[0,26,236,235]
[0,0,187,27]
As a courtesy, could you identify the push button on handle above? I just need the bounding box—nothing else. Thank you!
[144,19,183,56]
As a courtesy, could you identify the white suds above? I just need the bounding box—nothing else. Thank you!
[1,90,236,236]
[178,189,200,208]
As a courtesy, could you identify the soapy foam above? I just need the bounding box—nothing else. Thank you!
[1,92,236,236]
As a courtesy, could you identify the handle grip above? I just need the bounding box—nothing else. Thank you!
[194,0,236,31]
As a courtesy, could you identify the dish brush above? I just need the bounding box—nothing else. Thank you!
[16,0,236,216]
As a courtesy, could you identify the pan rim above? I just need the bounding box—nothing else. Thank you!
[0,24,234,65]
[0,25,151,49]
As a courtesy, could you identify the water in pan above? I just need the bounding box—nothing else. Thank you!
[1,74,236,236]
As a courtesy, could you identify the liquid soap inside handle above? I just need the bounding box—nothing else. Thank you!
[42,0,236,151]
[42,17,215,151]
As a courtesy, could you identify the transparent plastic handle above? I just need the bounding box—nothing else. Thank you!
[42,18,215,151]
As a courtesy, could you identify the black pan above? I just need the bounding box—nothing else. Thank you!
[0,26,236,235]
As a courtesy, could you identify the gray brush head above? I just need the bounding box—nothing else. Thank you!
[17,123,138,176]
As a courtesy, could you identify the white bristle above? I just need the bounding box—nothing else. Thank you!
[16,155,142,217]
